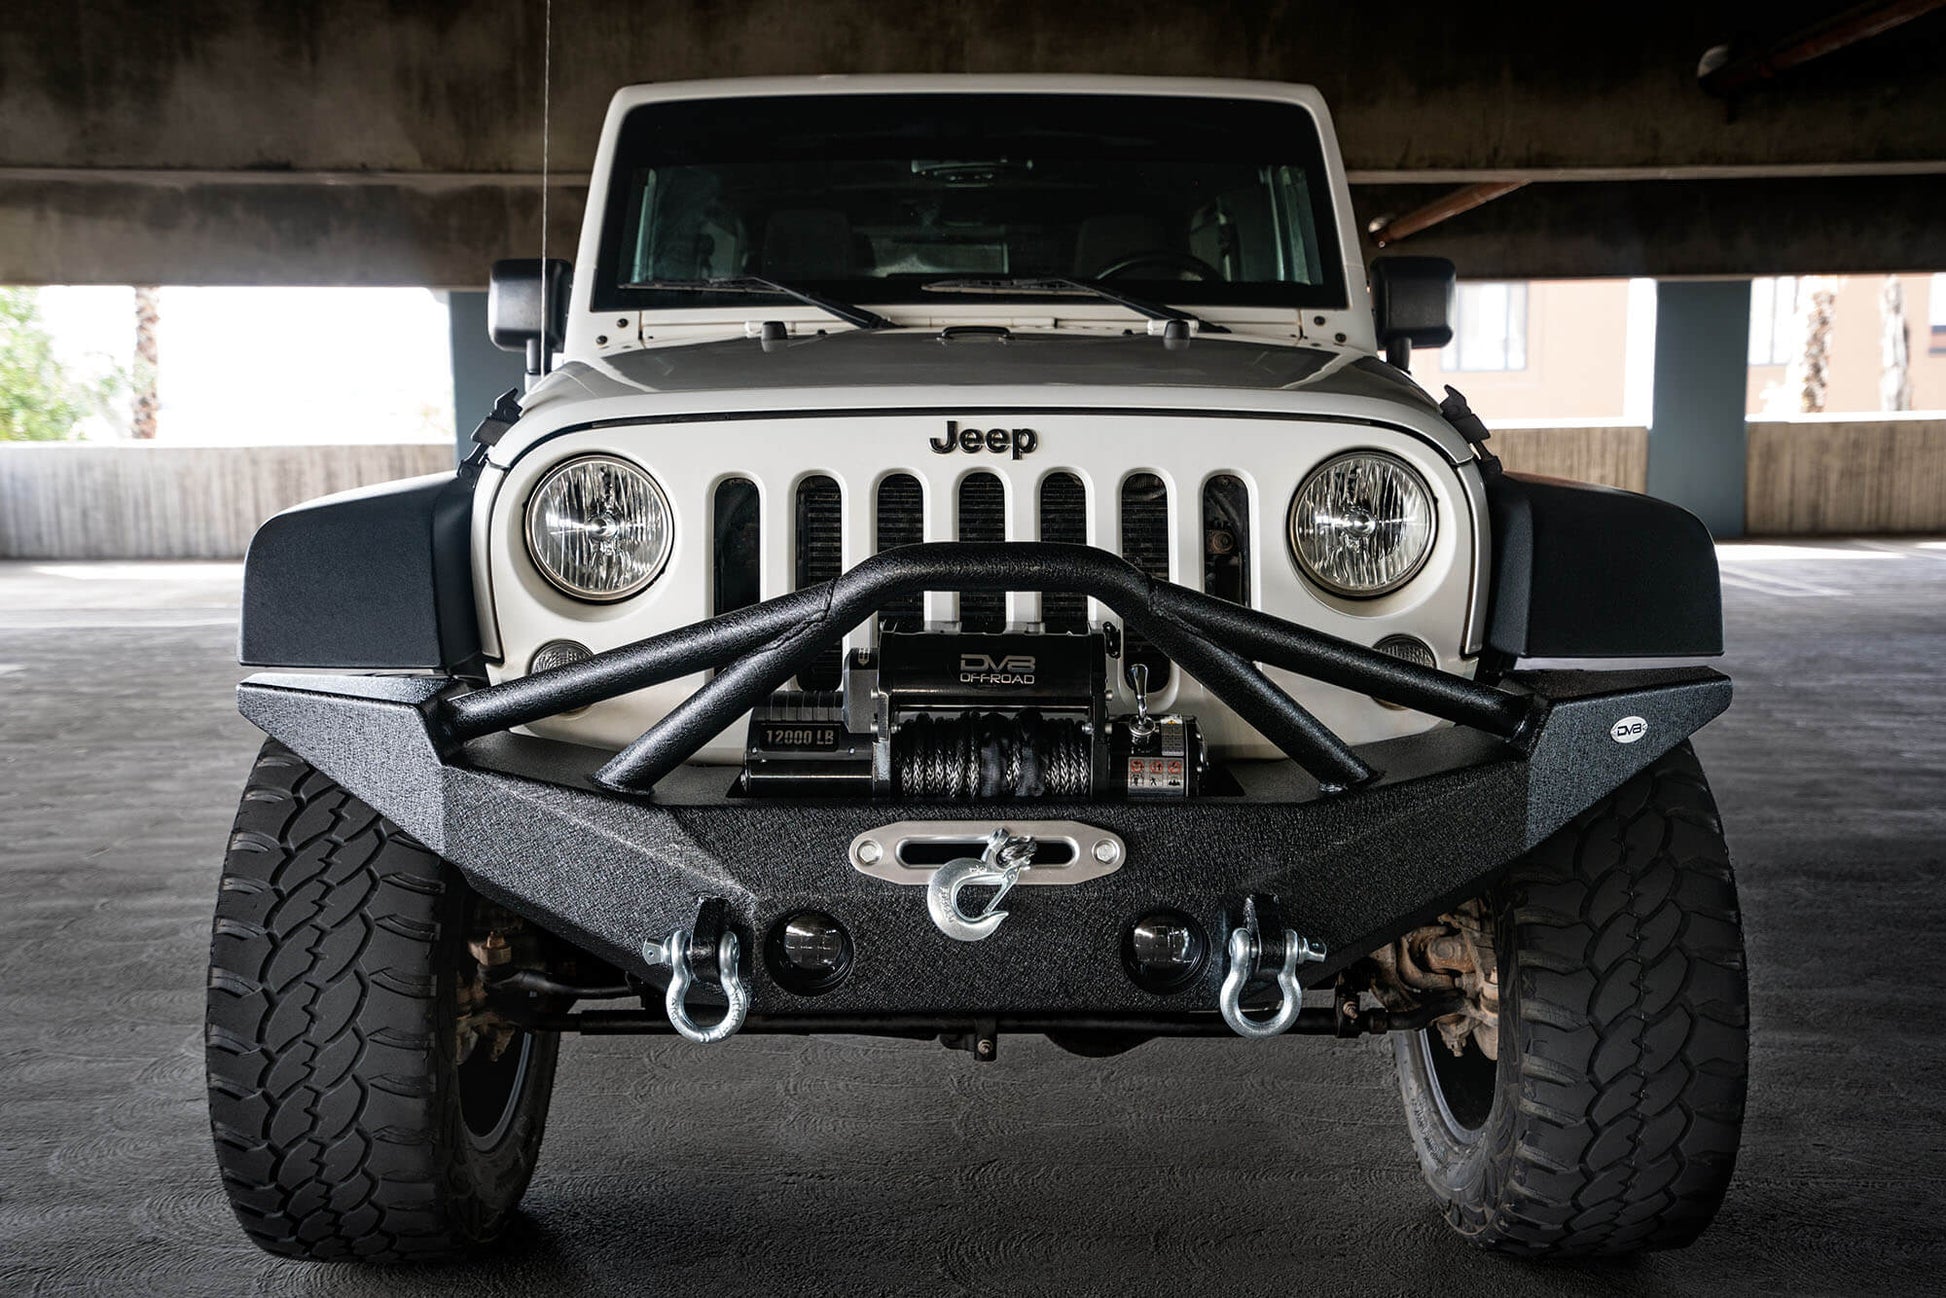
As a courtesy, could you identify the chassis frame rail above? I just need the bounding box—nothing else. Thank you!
[437,541,1537,793]
[516,1004,1464,1039]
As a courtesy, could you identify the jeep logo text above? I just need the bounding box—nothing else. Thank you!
[931,420,1039,460]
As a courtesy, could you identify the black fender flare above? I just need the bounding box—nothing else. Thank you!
[1484,471,1722,659]
[238,467,483,674]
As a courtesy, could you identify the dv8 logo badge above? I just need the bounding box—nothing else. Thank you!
[959,652,1036,687]
[1610,715,1649,744]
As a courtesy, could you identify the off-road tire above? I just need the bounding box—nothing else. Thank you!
[1393,741,1748,1257]
[206,740,559,1261]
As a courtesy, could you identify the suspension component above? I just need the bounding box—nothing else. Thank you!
[1365,898,1500,1058]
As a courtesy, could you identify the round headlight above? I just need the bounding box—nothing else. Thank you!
[1289,452,1436,597]
[524,455,672,601]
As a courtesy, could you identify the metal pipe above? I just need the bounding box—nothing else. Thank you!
[596,620,841,790]
[438,588,821,742]
[440,542,1528,794]
[488,970,636,999]
[1158,585,1535,740]
[1700,0,1946,96]
[1367,181,1528,247]
[591,543,1373,793]
[1128,615,1377,791]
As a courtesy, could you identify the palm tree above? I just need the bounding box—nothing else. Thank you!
[132,285,159,439]
[1880,276,1912,412]
[1785,276,1838,414]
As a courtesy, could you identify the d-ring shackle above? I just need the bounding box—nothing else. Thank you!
[642,928,750,1044]
[1219,924,1326,1039]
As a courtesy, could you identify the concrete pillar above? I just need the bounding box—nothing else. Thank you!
[446,291,528,460]
[1646,280,1751,538]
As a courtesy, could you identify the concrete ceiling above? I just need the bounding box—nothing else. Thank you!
[3,0,1944,285]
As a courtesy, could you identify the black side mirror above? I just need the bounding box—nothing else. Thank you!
[1369,256,1456,372]
[489,258,572,376]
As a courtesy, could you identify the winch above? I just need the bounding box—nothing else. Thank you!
[740,630,1206,800]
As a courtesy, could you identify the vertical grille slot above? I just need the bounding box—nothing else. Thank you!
[875,473,924,633]
[1202,474,1251,605]
[957,472,1006,632]
[1039,471,1088,633]
[1119,472,1172,690]
[794,474,843,689]
[712,477,761,617]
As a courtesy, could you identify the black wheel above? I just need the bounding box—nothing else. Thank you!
[1392,742,1749,1257]
[206,741,559,1261]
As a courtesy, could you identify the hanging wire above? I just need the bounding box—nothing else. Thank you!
[538,0,553,375]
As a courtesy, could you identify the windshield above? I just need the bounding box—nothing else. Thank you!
[594,93,1346,314]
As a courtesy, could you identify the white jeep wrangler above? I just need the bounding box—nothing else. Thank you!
[208,76,1748,1262]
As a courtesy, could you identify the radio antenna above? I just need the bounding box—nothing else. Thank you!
[537,0,554,376]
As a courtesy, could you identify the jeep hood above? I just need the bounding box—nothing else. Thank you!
[548,331,1436,407]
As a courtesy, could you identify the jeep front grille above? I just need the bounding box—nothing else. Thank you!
[712,477,761,617]
[874,473,924,633]
[1039,472,1087,633]
[711,465,1252,663]
[794,475,843,689]
[1202,473,1250,607]
[1119,472,1173,689]
[956,472,1006,633]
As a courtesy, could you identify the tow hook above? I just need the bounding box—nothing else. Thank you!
[641,898,750,1044]
[926,827,1038,942]
[1219,895,1325,1039]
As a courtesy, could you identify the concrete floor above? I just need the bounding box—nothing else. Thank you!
[2,543,1943,1296]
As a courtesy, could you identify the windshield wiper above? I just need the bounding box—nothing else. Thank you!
[920,276,1229,334]
[621,276,895,331]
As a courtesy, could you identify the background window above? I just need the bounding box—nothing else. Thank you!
[1930,273,1946,356]
[1749,275,1800,365]
[1441,282,1527,371]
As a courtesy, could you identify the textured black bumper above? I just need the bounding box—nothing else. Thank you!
[237,665,1728,1016]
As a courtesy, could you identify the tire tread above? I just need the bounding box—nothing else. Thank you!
[1401,742,1750,1257]
[205,741,551,1262]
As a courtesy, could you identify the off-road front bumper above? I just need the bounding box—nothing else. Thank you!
[236,543,1729,1028]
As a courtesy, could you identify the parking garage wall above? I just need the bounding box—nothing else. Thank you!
[0,442,451,559]
[3,423,1940,559]
[1745,418,1946,534]
[1494,419,1946,536]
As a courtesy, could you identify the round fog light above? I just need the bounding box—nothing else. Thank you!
[528,640,593,716]
[1122,910,1206,992]
[529,639,592,674]
[767,911,852,993]
[1371,635,1438,710]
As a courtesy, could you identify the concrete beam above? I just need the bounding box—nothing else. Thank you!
[8,2,1943,175]
[0,177,583,288]
[3,1,1942,284]
[1354,175,1946,279]
[10,172,1943,288]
